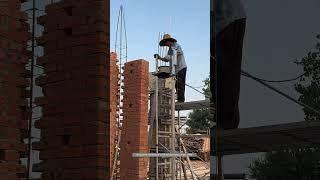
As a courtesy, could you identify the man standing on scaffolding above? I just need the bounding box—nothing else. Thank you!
[211,0,247,130]
[154,34,187,103]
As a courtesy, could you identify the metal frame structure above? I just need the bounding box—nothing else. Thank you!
[146,41,210,179]
[151,42,180,179]
[153,63,178,179]
[111,5,128,180]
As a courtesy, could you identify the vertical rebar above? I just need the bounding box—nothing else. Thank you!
[115,7,121,53]
[178,110,181,179]
[112,5,127,179]
[118,6,123,128]
[171,74,176,179]
[122,7,128,63]
[154,32,161,180]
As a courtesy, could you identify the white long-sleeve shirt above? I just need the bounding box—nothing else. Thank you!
[214,0,247,35]
[163,43,187,73]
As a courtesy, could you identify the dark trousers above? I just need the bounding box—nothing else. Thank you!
[211,18,246,130]
[176,68,187,102]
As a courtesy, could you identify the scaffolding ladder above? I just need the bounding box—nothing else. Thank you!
[147,46,198,179]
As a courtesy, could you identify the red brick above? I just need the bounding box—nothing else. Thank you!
[0,150,20,161]
[120,60,149,180]
[0,0,29,177]
[35,0,112,179]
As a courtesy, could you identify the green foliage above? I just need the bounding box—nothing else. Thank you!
[294,38,320,121]
[249,35,320,179]
[203,77,211,100]
[187,108,210,133]
[186,77,210,133]
[249,150,320,180]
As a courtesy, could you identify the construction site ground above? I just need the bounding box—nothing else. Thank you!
[185,160,210,179]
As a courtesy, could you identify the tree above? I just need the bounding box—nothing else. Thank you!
[250,150,320,180]
[295,36,320,121]
[249,35,320,180]
[202,77,211,99]
[186,77,211,133]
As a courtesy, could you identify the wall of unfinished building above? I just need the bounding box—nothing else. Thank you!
[32,0,112,179]
[120,60,149,180]
[110,52,118,176]
[0,0,30,179]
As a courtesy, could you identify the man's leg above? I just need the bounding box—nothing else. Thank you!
[176,68,186,102]
[216,18,246,130]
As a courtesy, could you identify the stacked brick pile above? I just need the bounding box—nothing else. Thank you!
[110,52,118,174]
[120,60,149,180]
[0,0,30,179]
[0,0,31,180]
[32,0,112,179]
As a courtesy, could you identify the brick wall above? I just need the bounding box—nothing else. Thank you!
[0,0,30,179]
[32,0,111,179]
[110,52,118,174]
[120,60,149,180]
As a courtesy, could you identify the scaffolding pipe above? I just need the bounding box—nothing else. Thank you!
[155,33,160,180]
[176,127,197,180]
[132,153,197,158]
[178,110,182,179]
[171,75,176,179]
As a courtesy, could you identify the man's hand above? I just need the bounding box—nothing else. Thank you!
[154,54,170,62]
[154,54,161,59]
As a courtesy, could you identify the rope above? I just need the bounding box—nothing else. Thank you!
[209,56,320,153]
[185,83,206,96]
[210,54,320,116]
[242,65,320,83]
[210,54,320,83]
[174,72,209,98]
[242,70,320,116]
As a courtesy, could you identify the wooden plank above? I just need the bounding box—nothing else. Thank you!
[178,134,210,138]
[175,100,211,111]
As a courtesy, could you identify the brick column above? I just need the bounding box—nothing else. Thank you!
[110,52,118,173]
[32,0,111,179]
[0,0,30,179]
[120,60,149,180]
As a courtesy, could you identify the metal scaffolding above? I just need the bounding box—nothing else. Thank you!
[146,39,210,179]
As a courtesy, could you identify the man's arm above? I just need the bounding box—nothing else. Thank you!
[161,55,171,62]
[154,54,171,62]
